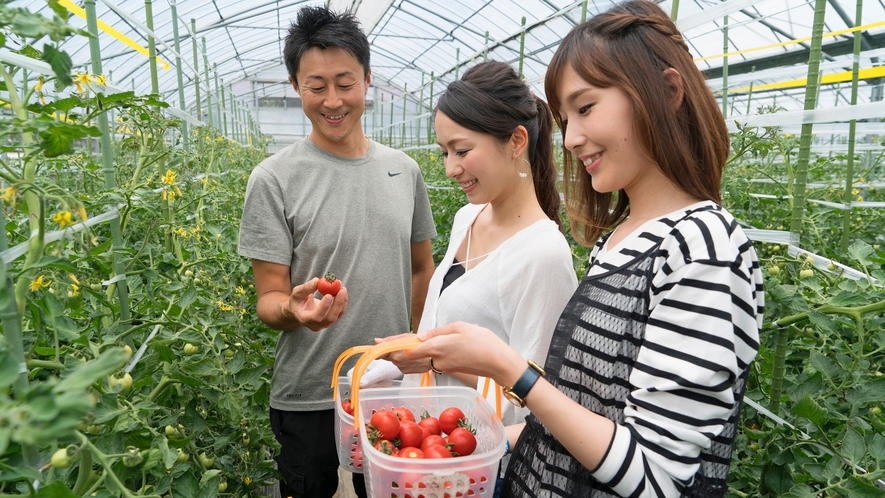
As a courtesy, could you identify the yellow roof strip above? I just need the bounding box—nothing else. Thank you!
[59,0,171,70]
[696,19,885,63]
[727,65,885,93]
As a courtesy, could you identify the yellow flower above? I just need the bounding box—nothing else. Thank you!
[51,211,74,228]
[35,79,43,91]
[161,170,177,185]
[1,186,16,205]
[30,275,52,292]
[73,73,91,93]
[68,273,80,285]
[91,74,107,86]
[857,195,864,202]
[235,286,246,296]
[852,188,860,196]
[69,283,80,296]
[243,477,252,485]
[240,308,247,316]
[216,137,224,142]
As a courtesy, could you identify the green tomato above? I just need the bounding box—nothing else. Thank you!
[123,447,144,467]
[218,481,228,492]
[241,433,250,446]
[109,372,133,391]
[51,446,77,468]
[872,406,882,416]
[176,448,189,463]
[184,269,194,278]
[122,345,133,360]
[767,266,780,276]
[199,452,215,468]
[827,263,837,271]
[184,344,199,355]
[224,349,235,359]
[86,424,103,434]
[90,282,102,291]
[165,425,183,439]
[799,269,814,279]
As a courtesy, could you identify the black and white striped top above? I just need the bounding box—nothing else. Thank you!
[503,201,763,498]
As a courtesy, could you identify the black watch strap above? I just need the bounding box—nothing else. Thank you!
[509,360,545,401]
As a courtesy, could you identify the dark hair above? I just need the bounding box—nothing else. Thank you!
[435,60,561,229]
[545,0,729,245]
[283,6,370,85]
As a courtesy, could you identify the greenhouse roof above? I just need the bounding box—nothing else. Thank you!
[11,0,885,130]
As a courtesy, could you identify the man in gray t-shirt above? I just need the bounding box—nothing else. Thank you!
[237,6,436,498]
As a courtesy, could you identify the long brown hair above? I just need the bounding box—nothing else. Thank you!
[436,60,561,229]
[545,0,729,245]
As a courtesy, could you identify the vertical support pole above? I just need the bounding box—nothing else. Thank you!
[518,17,527,79]
[144,0,159,95]
[388,97,394,147]
[745,66,755,115]
[190,20,202,147]
[213,62,221,131]
[840,0,864,253]
[401,83,407,148]
[169,0,189,151]
[455,48,460,80]
[483,31,489,61]
[671,0,680,21]
[418,73,425,145]
[85,0,131,322]
[427,72,434,145]
[379,94,384,144]
[721,15,728,117]
[202,37,213,128]
[222,82,229,138]
[581,0,588,22]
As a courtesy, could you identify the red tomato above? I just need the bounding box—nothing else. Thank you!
[446,427,477,456]
[373,440,397,455]
[438,407,467,435]
[397,421,423,448]
[420,435,448,452]
[341,400,354,416]
[418,425,431,441]
[422,444,453,458]
[398,447,424,459]
[369,410,401,441]
[392,407,416,423]
[418,413,441,436]
[317,273,341,297]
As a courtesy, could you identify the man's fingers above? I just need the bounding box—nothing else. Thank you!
[290,278,319,301]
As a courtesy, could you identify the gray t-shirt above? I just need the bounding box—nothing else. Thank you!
[238,138,437,411]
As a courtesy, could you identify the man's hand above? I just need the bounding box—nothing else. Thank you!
[281,277,349,331]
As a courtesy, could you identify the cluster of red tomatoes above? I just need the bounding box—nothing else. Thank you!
[342,401,478,460]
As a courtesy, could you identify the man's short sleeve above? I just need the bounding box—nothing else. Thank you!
[411,169,437,243]
[238,165,293,266]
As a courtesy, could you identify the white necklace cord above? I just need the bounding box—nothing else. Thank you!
[462,223,491,270]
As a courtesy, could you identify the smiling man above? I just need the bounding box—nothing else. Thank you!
[237,6,436,497]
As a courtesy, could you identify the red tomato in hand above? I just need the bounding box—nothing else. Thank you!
[418,413,441,436]
[397,421,423,448]
[398,447,424,459]
[423,445,453,458]
[341,400,354,415]
[420,435,448,452]
[438,407,467,435]
[317,273,341,297]
[392,407,416,423]
[369,410,401,441]
[446,427,477,456]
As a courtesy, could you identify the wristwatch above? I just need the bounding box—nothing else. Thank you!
[502,360,545,408]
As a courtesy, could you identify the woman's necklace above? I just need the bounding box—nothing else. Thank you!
[462,223,492,270]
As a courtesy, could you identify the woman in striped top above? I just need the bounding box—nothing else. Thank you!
[402,1,764,496]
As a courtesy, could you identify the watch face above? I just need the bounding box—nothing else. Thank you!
[503,392,524,408]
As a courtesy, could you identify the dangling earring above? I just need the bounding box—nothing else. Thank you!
[516,152,528,178]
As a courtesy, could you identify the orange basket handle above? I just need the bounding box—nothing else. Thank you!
[351,336,423,427]
[480,376,503,421]
[331,345,373,400]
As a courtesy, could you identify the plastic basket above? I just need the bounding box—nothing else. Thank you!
[331,341,431,473]
[358,384,506,497]
[333,376,402,473]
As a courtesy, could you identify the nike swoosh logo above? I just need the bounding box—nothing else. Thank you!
[388,171,402,177]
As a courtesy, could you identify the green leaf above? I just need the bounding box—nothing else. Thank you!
[0,424,10,456]
[55,348,127,392]
[156,436,178,470]
[47,0,68,18]
[141,448,163,471]
[869,433,885,461]
[808,350,844,381]
[769,284,798,303]
[789,373,824,402]
[781,484,817,498]
[33,480,79,498]
[0,346,20,389]
[32,256,77,272]
[793,394,827,426]
[846,378,885,405]
[179,286,197,308]
[199,470,221,486]
[172,470,199,498]
[41,44,72,87]
[849,241,875,267]
[806,309,837,335]
[842,427,866,464]
[827,290,869,307]
[181,358,216,376]
[840,476,885,498]
[823,452,844,480]
[762,461,794,495]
